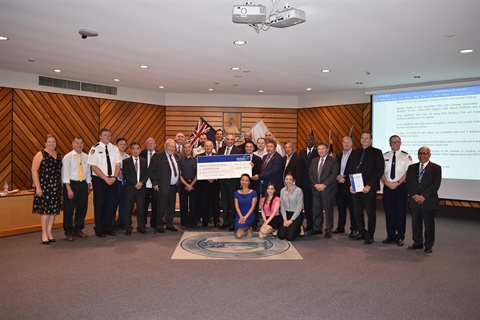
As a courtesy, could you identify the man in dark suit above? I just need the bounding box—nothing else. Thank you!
[218,133,243,230]
[140,137,157,229]
[252,138,284,197]
[197,141,220,228]
[297,134,319,231]
[245,141,262,228]
[308,142,339,238]
[123,142,149,235]
[405,146,442,253]
[214,129,224,153]
[149,139,180,233]
[237,131,257,153]
[333,136,356,237]
[346,131,384,245]
[283,140,299,180]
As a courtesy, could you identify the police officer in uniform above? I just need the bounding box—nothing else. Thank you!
[381,135,412,246]
[88,128,121,237]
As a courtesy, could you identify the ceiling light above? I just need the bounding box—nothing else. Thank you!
[208,88,214,91]
[113,78,120,82]
[258,90,264,93]
[0,36,8,41]
[139,65,149,69]
[158,86,165,89]
[53,69,61,73]
[231,67,241,71]
[306,88,312,91]
[460,49,473,54]
[234,75,242,78]
[243,70,250,73]
[233,40,246,45]
[321,69,331,73]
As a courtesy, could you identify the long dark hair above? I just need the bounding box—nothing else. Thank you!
[263,182,278,212]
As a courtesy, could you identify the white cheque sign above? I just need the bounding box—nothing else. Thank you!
[197,154,252,180]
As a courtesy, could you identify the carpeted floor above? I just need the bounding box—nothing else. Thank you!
[0,209,479,320]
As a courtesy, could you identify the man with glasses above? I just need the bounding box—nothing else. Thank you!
[381,135,412,246]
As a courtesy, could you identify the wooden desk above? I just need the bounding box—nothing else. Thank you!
[0,191,94,237]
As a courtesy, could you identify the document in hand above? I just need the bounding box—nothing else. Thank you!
[349,173,364,192]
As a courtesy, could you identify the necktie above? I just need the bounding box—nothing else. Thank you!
[262,156,271,171]
[225,147,231,155]
[148,151,152,166]
[356,148,365,171]
[318,158,324,183]
[78,154,85,181]
[390,151,396,180]
[169,154,177,177]
[307,148,311,157]
[105,145,112,176]
[418,163,424,183]
[135,157,139,181]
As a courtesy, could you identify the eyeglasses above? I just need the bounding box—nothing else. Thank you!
[418,152,430,155]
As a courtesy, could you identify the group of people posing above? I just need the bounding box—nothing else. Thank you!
[32,128,441,254]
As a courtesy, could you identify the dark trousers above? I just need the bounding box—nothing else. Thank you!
[114,180,127,228]
[335,182,356,231]
[124,186,147,232]
[179,182,198,227]
[278,211,304,242]
[199,180,220,225]
[145,188,157,228]
[220,178,239,226]
[312,190,335,233]
[156,185,177,229]
[383,184,408,240]
[352,190,377,239]
[301,185,314,229]
[410,206,436,249]
[63,181,89,235]
[92,176,117,234]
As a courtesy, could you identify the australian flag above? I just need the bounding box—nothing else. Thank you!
[189,117,216,147]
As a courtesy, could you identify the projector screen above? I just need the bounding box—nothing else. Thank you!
[372,84,480,201]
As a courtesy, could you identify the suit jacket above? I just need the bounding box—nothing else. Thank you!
[297,147,319,189]
[345,146,384,192]
[308,155,339,195]
[249,153,262,191]
[214,140,224,153]
[149,151,179,195]
[217,145,242,155]
[406,161,442,210]
[238,142,258,153]
[139,149,157,165]
[337,149,353,178]
[259,152,285,192]
[122,156,148,189]
[283,152,299,180]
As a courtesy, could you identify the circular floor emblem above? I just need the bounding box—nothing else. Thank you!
[181,232,291,259]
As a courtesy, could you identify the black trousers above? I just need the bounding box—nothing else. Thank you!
[301,185,314,229]
[312,190,335,233]
[335,182,356,231]
[144,188,157,228]
[410,206,436,249]
[352,190,377,239]
[220,178,239,226]
[383,183,408,240]
[92,176,117,234]
[179,181,198,227]
[199,180,220,225]
[63,181,89,235]
[124,186,147,232]
[278,211,304,242]
[156,185,177,229]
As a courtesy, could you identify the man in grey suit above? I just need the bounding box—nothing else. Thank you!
[308,142,339,238]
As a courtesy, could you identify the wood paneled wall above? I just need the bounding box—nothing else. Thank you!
[166,106,297,145]
[0,88,13,190]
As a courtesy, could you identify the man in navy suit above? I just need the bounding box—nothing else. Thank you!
[123,142,149,235]
[149,139,180,233]
[308,143,339,238]
[252,139,284,197]
[405,146,442,253]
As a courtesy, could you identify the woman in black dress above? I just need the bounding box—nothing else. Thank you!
[32,134,63,244]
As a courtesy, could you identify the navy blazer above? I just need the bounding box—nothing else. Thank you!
[308,155,339,195]
[259,152,285,193]
[406,161,442,210]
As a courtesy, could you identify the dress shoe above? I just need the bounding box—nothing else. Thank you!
[407,244,423,250]
[382,237,396,244]
[332,228,345,234]
[214,222,220,229]
[348,231,358,240]
[125,230,132,236]
[181,226,187,230]
[353,233,366,241]
[42,240,50,245]
[96,233,106,238]
[48,238,56,242]
[74,231,88,238]
[106,231,116,236]
[167,226,178,232]
[308,229,322,235]
[364,238,374,245]
[228,226,235,231]
[202,223,208,228]
[324,232,332,239]
[66,234,75,242]
[396,239,404,246]
[155,228,165,234]
[424,247,433,253]
[138,229,148,234]
[219,224,228,229]
[190,225,199,229]
[304,226,312,232]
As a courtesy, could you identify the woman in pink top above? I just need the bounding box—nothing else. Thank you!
[259,182,282,239]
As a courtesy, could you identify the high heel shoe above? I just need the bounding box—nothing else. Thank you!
[42,240,50,245]
[48,238,56,242]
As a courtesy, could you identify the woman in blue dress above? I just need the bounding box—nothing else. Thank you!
[234,174,258,239]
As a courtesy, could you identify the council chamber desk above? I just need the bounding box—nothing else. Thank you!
[0,190,94,237]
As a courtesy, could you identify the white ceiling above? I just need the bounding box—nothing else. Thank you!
[1,0,479,96]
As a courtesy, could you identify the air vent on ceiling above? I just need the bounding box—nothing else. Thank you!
[39,76,117,95]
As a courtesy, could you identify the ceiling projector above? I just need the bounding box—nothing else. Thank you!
[268,7,306,28]
[232,4,266,24]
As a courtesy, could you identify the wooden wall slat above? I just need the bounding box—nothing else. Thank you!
[0,88,13,188]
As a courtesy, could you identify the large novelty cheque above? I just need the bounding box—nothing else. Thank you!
[197,154,252,180]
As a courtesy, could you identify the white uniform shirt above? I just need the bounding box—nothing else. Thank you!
[87,142,121,177]
[383,150,412,183]
[62,150,91,184]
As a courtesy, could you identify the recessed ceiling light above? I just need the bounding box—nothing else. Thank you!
[0,36,8,41]
[460,49,473,54]
[158,85,165,89]
[113,78,120,82]
[258,90,264,93]
[139,65,149,69]
[445,33,456,38]
[208,88,214,91]
[356,82,363,85]
[231,67,241,71]
[321,69,331,73]
[243,70,250,73]
[53,69,61,73]
[414,75,421,78]
[28,58,35,62]
[233,84,238,86]
[233,40,246,45]
[306,88,312,91]
[234,75,242,78]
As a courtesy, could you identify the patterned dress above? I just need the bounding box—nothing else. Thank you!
[33,150,63,215]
